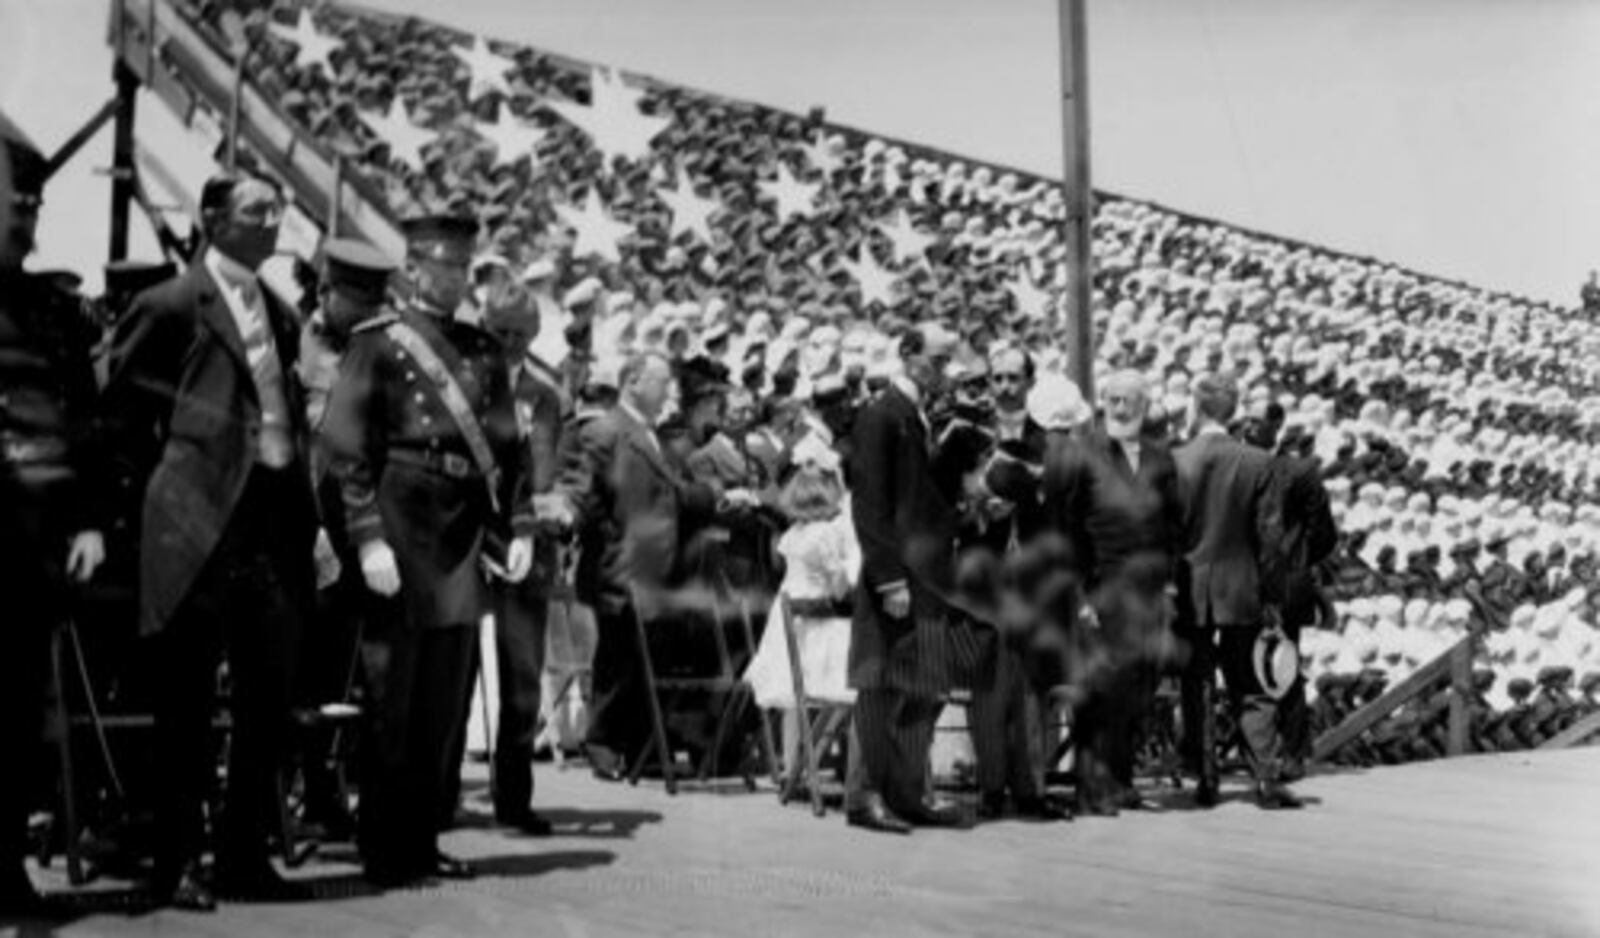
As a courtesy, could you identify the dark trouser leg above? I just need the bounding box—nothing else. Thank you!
[586,606,649,761]
[1104,663,1153,790]
[493,586,547,816]
[358,603,422,872]
[151,592,224,882]
[854,688,941,816]
[0,608,51,892]
[1217,627,1283,782]
[969,644,1038,799]
[412,628,477,859]
[1178,625,1219,786]
[437,635,479,829]
[215,547,303,872]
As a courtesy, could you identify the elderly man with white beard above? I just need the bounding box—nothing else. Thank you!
[1041,370,1185,815]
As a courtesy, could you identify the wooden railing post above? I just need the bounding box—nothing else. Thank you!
[1447,637,1472,756]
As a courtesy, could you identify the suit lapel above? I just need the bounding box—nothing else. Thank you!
[616,406,675,482]
[193,265,251,378]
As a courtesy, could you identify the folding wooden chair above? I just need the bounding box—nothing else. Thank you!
[627,576,779,795]
[276,618,365,867]
[774,594,854,817]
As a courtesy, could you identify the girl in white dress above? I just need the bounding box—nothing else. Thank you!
[743,436,859,772]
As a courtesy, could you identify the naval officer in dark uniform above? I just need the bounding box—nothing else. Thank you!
[292,238,397,838]
[0,113,108,920]
[320,214,535,887]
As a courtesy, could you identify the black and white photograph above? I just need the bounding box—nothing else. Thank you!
[2,0,1598,934]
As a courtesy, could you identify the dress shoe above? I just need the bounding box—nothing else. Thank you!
[156,865,217,913]
[431,851,476,880]
[587,744,628,782]
[845,795,912,835]
[1193,781,1220,808]
[1256,781,1305,810]
[902,797,964,828]
[1014,795,1071,822]
[1073,795,1119,818]
[495,807,554,837]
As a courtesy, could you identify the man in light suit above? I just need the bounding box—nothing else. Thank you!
[1172,373,1301,810]
[105,172,320,910]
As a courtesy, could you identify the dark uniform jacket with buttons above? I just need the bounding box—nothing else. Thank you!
[0,270,106,605]
[104,263,318,636]
[319,304,534,629]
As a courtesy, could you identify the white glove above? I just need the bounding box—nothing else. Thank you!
[359,540,401,597]
[65,530,106,583]
[313,527,342,590]
[504,535,534,584]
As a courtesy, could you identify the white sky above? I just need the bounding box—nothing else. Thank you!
[4,0,1598,303]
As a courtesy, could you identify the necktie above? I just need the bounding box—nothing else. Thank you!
[235,280,293,468]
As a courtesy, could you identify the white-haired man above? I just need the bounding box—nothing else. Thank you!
[1042,370,1184,815]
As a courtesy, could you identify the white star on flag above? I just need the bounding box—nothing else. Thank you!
[1008,266,1060,320]
[843,247,901,309]
[269,8,341,75]
[876,209,935,266]
[361,98,437,172]
[473,109,544,166]
[800,133,844,177]
[542,66,671,166]
[655,166,721,243]
[758,162,820,222]
[553,190,634,264]
[452,35,519,99]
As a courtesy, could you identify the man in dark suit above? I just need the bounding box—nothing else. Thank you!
[105,172,319,909]
[1173,374,1302,810]
[476,271,566,836]
[1269,428,1338,778]
[1042,370,1184,816]
[320,214,535,887]
[557,351,718,780]
[846,346,963,833]
[0,115,109,919]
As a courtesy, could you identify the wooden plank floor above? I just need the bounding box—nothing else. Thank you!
[13,747,1600,938]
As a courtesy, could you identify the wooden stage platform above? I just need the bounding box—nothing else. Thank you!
[13,746,1600,937]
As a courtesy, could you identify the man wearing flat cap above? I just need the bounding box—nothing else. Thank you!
[105,170,317,910]
[0,111,110,918]
[320,212,536,886]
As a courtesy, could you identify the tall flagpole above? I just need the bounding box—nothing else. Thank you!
[1058,0,1095,402]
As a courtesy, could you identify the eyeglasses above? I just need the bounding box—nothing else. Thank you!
[990,372,1026,385]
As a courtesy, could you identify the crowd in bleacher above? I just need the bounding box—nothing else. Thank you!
[172,0,1600,754]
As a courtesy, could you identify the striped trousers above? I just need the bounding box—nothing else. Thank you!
[846,689,944,815]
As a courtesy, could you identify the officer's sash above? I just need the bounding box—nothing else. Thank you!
[384,320,503,514]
